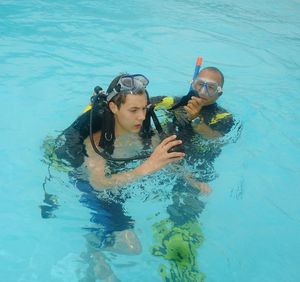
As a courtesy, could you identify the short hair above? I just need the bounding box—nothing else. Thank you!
[200,67,224,87]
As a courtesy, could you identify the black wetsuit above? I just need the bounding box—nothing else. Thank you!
[151,95,236,182]
[149,95,237,225]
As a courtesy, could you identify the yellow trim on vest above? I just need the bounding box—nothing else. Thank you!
[154,97,174,110]
[209,112,231,125]
[83,104,92,113]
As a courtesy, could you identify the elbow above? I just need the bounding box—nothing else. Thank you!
[89,176,111,190]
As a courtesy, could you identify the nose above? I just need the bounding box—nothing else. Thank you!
[198,84,208,97]
[137,110,146,122]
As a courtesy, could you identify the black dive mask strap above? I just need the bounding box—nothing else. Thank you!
[148,104,165,137]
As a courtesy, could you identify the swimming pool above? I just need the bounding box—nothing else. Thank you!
[1,0,300,281]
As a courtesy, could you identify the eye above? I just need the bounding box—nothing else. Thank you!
[197,81,205,87]
[207,84,217,91]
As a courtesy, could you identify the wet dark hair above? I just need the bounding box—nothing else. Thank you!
[200,67,224,87]
[110,89,146,109]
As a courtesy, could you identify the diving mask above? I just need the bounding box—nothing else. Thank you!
[192,78,222,97]
[107,74,149,102]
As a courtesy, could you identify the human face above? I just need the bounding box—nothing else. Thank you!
[111,93,148,136]
[193,69,223,106]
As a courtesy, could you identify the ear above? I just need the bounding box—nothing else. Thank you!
[217,86,223,97]
[108,101,118,114]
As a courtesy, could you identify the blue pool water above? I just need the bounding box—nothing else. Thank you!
[1,0,300,281]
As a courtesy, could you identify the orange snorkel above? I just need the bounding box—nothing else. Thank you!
[189,56,203,91]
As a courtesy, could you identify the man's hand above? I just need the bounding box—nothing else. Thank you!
[184,174,212,195]
[137,135,185,175]
[184,96,206,120]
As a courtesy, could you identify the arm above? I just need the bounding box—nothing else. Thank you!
[183,173,212,195]
[184,96,222,139]
[191,119,222,138]
[171,164,212,195]
[150,96,182,110]
[84,135,185,190]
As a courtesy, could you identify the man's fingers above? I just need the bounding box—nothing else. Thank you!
[167,151,185,159]
[159,138,185,157]
[191,96,205,103]
[189,98,200,104]
[160,135,177,146]
[164,139,183,152]
[184,104,196,113]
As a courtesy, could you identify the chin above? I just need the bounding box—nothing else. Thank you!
[131,128,141,133]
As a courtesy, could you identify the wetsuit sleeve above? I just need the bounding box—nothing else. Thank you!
[150,96,181,110]
[209,112,235,135]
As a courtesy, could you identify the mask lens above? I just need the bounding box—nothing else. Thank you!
[133,75,149,88]
[194,78,219,97]
[206,82,218,95]
[194,79,205,91]
[120,76,135,89]
[119,74,149,92]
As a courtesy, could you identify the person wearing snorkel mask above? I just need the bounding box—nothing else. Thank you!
[165,66,234,139]
[149,67,236,191]
[148,68,238,281]
[184,67,234,137]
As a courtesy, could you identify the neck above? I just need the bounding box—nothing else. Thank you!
[114,121,127,137]
[114,122,140,138]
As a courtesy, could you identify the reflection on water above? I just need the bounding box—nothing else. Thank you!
[40,105,241,280]
[151,180,206,282]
